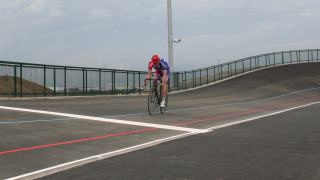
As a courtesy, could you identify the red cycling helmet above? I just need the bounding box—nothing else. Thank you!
[151,54,160,62]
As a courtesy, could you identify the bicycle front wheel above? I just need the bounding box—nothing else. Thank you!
[148,89,159,116]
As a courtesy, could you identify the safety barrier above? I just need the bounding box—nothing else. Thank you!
[0,49,319,97]
[169,49,320,91]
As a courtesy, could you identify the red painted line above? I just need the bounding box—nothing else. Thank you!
[1,97,319,155]
[0,128,157,155]
[170,97,320,126]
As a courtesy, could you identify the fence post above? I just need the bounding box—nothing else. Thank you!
[214,66,216,82]
[219,65,223,80]
[20,64,23,97]
[99,69,101,95]
[82,68,85,96]
[44,65,46,97]
[138,72,141,94]
[282,52,284,64]
[192,71,195,88]
[14,65,17,97]
[200,70,202,86]
[195,71,197,87]
[242,60,244,73]
[206,68,209,84]
[264,55,267,67]
[177,72,180,91]
[133,73,136,94]
[85,70,88,95]
[219,65,222,80]
[126,71,129,94]
[184,72,187,90]
[64,66,67,96]
[180,73,183,90]
[53,67,56,96]
[255,57,257,69]
[13,66,16,97]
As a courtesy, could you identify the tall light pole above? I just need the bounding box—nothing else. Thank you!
[167,0,181,88]
[167,0,173,72]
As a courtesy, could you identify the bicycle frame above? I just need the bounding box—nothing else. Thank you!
[145,78,163,102]
[144,78,168,115]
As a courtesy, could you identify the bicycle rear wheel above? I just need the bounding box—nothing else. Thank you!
[148,89,159,116]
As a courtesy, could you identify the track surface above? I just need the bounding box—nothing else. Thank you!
[1,63,320,179]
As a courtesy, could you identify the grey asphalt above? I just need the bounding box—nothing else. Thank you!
[41,104,320,180]
[1,62,320,180]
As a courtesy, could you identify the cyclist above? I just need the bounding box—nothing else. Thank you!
[143,54,170,108]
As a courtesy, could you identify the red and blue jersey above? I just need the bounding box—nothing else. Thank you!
[148,59,170,80]
[148,59,169,71]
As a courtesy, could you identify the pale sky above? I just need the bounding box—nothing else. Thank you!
[0,0,319,71]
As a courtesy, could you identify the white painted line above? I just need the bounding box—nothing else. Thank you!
[6,101,320,180]
[5,132,194,180]
[207,102,320,131]
[0,106,207,133]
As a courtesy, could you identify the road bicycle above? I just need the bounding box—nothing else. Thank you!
[144,78,168,115]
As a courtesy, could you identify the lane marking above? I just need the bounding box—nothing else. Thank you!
[5,132,193,180]
[0,118,77,124]
[6,101,320,180]
[166,87,320,113]
[207,102,320,130]
[170,97,320,126]
[0,106,207,133]
[1,97,320,156]
[1,87,320,124]
[0,128,157,155]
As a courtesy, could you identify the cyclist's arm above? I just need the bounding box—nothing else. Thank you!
[144,69,152,86]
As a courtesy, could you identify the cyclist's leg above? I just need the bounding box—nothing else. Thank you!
[161,72,170,99]
[153,72,161,89]
[161,83,166,99]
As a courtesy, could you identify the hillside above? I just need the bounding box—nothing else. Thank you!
[0,75,53,96]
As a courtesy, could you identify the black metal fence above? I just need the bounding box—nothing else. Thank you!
[0,49,319,97]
